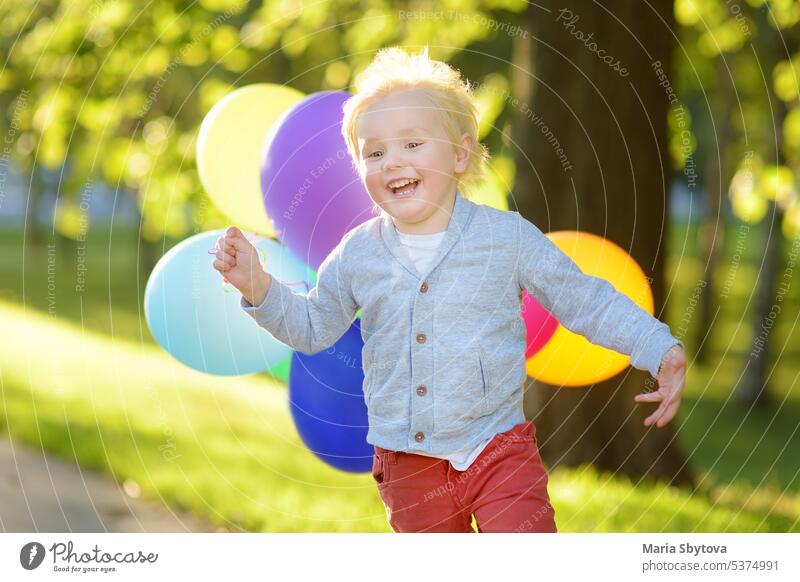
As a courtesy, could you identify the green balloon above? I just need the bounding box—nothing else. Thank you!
[267,357,292,383]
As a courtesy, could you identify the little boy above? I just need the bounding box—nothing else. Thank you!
[213,47,687,533]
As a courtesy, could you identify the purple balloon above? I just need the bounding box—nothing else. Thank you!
[261,91,374,270]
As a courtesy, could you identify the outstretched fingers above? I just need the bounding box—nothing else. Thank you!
[634,391,663,403]
[645,399,679,428]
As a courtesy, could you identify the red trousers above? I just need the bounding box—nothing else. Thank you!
[372,420,557,533]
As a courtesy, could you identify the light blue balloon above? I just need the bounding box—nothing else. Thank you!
[145,230,316,376]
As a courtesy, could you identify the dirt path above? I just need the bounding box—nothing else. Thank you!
[0,438,216,532]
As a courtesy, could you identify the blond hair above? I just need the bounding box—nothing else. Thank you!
[341,47,490,197]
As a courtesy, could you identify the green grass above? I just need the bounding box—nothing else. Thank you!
[0,300,391,532]
[551,464,798,532]
[1,223,799,532]
[0,226,174,346]
[2,300,796,531]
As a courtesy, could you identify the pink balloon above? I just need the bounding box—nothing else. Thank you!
[521,290,558,358]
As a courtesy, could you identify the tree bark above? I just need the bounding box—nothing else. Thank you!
[738,198,780,409]
[736,5,796,408]
[515,0,693,486]
[695,57,733,365]
[25,166,46,248]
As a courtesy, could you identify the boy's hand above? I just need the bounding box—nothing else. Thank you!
[633,344,686,428]
[212,226,271,306]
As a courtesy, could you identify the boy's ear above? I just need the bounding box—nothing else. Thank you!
[454,132,474,173]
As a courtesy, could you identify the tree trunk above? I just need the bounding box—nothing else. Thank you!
[515,0,693,486]
[738,199,780,408]
[736,5,796,408]
[695,57,733,364]
[25,166,46,248]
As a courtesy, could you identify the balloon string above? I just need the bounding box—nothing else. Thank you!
[206,235,261,254]
[207,229,281,255]
[208,232,307,292]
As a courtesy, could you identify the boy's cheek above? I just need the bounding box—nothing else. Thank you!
[361,173,374,187]
[362,164,380,179]
[363,175,385,197]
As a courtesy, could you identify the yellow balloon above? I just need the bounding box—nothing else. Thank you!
[525,231,655,387]
[197,84,305,235]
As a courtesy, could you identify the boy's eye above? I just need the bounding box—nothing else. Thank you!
[364,142,421,159]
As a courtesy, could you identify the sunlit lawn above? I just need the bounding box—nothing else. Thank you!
[1,223,798,532]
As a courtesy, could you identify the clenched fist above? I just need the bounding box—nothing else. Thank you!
[212,226,271,306]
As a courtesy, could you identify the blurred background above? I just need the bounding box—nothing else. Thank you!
[0,0,798,532]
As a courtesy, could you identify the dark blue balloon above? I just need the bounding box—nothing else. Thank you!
[288,321,372,472]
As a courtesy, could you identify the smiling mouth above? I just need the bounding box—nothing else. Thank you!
[389,179,420,198]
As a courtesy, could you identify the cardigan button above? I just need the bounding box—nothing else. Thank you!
[416,333,427,344]
[414,431,425,442]
[420,281,429,293]
[416,385,427,396]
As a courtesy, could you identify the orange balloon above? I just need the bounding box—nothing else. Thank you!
[525,231,654,387]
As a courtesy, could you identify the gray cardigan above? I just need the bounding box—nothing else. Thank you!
[241,191,682,455]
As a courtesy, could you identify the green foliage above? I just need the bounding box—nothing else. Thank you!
[674,0,800,241]
[0,0,529,243]
[0,0,796,242]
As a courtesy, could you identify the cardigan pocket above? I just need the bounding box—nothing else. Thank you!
[436,347,493,433]
[477,347,495,414]
[361,343,380,406]
[466,348,493,419]
[478,348,498,414]
[478,350,489,403]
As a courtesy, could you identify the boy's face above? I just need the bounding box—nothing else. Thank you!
[355,89,472,233]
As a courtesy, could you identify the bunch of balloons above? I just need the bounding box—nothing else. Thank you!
[521,231,656,387]
[146,86,379,472]
[144,83,655,474]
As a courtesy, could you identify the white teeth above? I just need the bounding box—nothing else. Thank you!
[394,184,416,196]
[388,178,418,189]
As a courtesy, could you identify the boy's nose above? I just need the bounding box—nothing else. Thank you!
[382,154,404,171]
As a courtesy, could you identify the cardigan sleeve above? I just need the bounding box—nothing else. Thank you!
[514,212,682,377]
[240,233,359,355]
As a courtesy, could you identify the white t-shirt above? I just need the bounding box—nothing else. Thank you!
[394,226,494,470]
